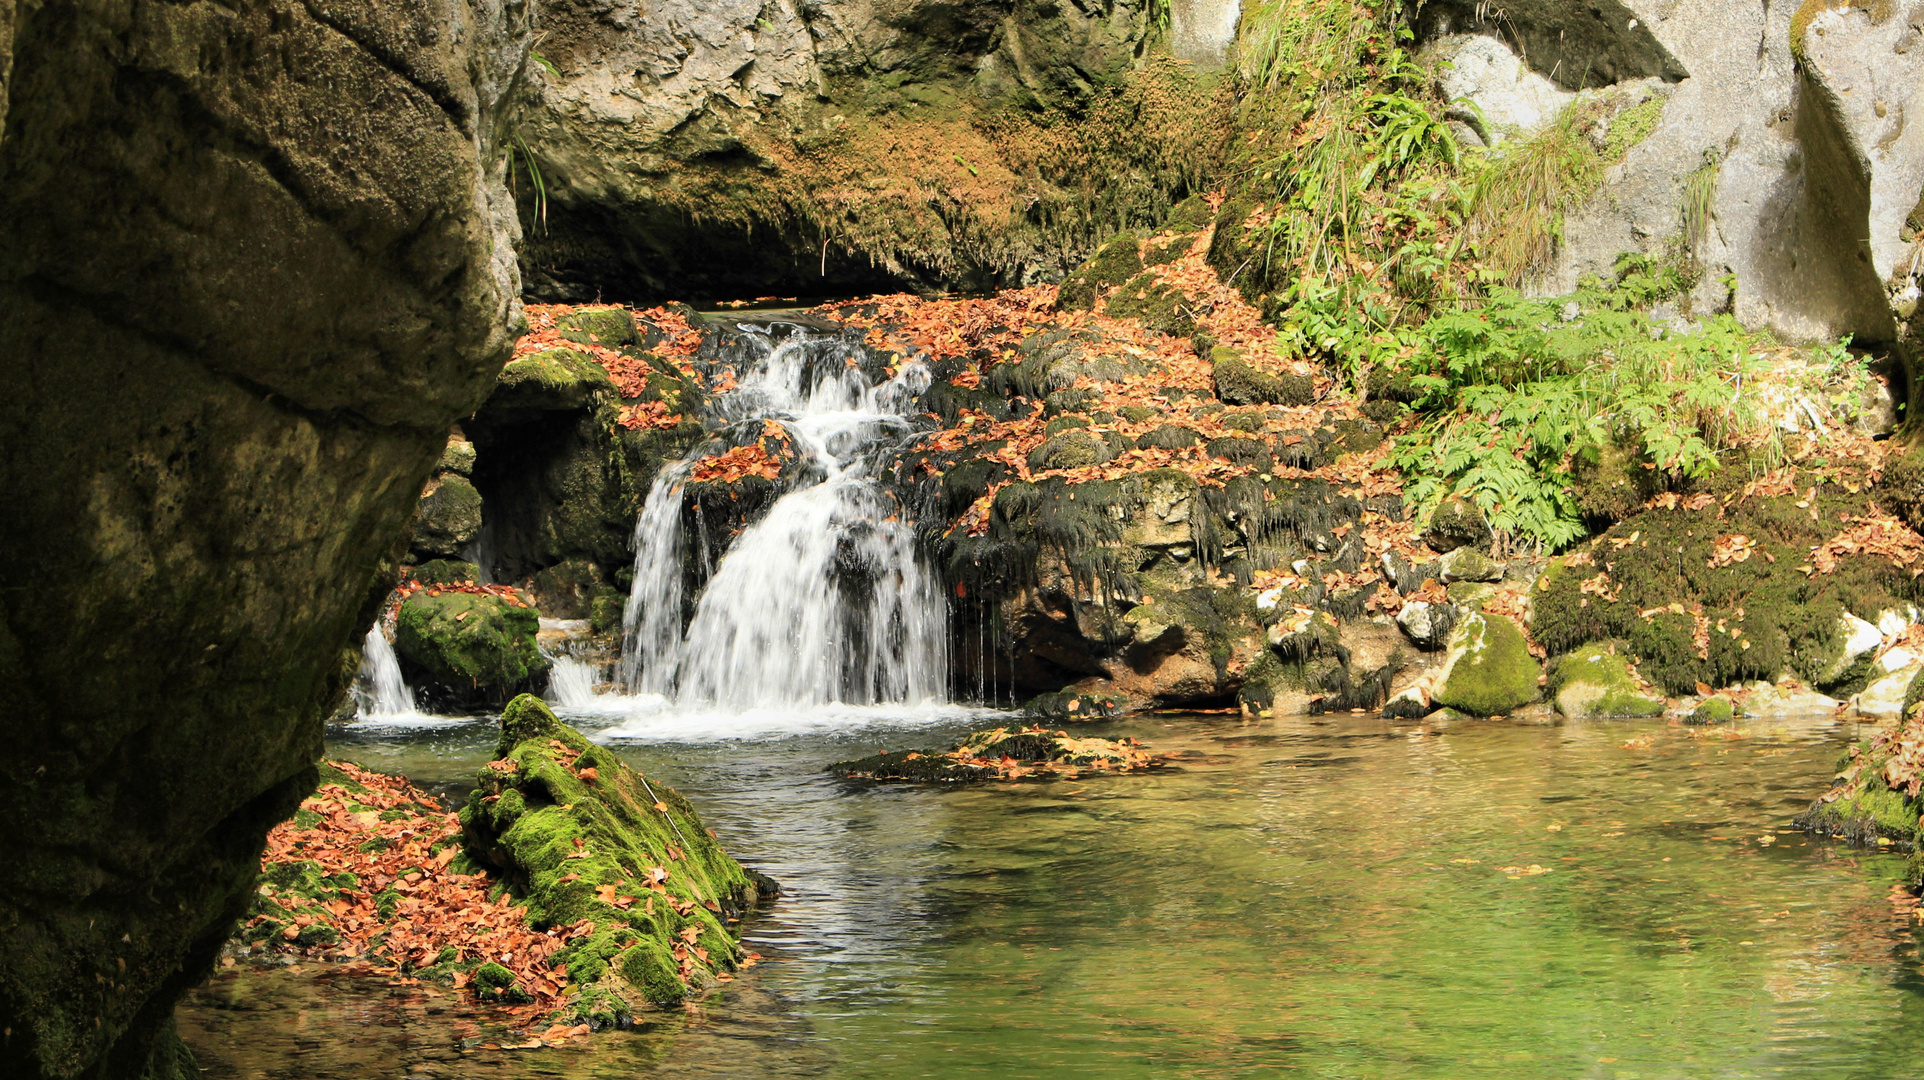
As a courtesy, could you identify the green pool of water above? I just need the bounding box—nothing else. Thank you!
[180,710,1924,1079]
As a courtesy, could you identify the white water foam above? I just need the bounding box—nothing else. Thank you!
[346,626,455,727]
[581,698,1000,744]
[612,321,951,718]
[545,654,604,711]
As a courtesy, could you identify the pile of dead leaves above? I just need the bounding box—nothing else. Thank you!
[385,579,531,622]
[1810,513,1924,577]
[245,762,589,1025]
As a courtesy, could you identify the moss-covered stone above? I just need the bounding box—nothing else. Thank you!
[395,589,549,701]
[1432,612,1541,716]
[1103,274,1197,337]
[1211,347,1315,406]
[411,559,479,587]
[1548,649,1666,718]
[1027,430,1115,472]
[438,438,477,477]
[1056,234,1144,312]
[1688,697,1736,724]
[555,307,640,349]
[829,725,1160,781]
[490,347,618,415]
[1023,689,1128,722]
[463,697,767,1010]
[1424,496,1492,553]
[412,474,483,559]
[589,587,627,637]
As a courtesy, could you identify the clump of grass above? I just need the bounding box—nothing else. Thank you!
[1681,148,1722,253]
[1467,105,1604,286]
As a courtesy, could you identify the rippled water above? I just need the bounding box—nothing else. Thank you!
[181,709,1924,1079]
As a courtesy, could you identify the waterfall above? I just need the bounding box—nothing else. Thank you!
[547,655,602,710]
[618,321,949,711]
[352,626,418,719]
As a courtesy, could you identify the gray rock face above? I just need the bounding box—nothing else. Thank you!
[1396,600,1458,650]
[515,0,1177,300]
[1424,0,1924,365]
[0,2,531,1077]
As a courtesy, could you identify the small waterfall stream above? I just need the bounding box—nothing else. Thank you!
[616,320,949,713]
[351,626,419,720]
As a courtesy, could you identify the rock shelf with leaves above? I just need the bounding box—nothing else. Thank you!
[243,699,767,1031]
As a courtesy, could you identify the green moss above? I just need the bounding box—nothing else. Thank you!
[1601,96,1665,161]
[589,586,626,636]
[1548,649,1666,718]
[394,590,549,693]
[1210,347,1313,406]
[1531,477,1918,694]
[412,475,483,558]
[555,307,640,348]
[462,696,760,1012]
[1057,234,1144,311]
[1433,612,1541,716]
[1027,431,1113,471]
[1103,274,1197,337]
[438,439,477,477]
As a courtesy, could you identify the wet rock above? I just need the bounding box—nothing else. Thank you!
[1024,689,1129,722]
[829,726,1162,782]
[463,697,760,1012]
[555,307,641,349]
[395,589,550,706]
[488,347,619,416]
[412,474,484,559]
[1396,600,1457,650]
[1819,613,1887,687]
[412,559,481,587]
[1854,662,1924,721]
[1431,612,1541,717]
[1548,649,1665,719]
[1028,430,1116,471]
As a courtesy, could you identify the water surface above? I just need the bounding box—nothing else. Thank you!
[181,709,1924,1079]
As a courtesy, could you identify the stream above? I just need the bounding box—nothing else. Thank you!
[177,708,1924,1079]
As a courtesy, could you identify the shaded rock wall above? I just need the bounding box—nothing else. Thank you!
[515,0,1224,301]
[0,2,531,1076]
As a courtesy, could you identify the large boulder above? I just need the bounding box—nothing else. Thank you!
[1432,612,1542,716]
[395,589,549,706]
[0,3,532,1077]
[462,697,766,1011]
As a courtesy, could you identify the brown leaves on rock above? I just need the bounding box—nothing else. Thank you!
[1708,533,1757,568]
[249,763,590,1023]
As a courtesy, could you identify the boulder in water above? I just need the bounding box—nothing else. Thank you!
[1431,612,1540,717]
[462,697,769,1013]
[395,588,549,706]
[830,726,1163,782]
[1548,649,1665,719]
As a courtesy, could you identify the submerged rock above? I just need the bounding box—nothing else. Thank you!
[830,726,1164,783]
[395,588,549,706]
[1431,612,1541,717]
[463,697,767,1013]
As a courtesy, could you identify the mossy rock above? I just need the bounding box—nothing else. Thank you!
[1206,436,1273,472]
[1210,347,1314,406]
[1056,233,1143,312]
[828,725,1158,782]
[395,589,549,698]
[411,558,479,587]
[1570,442,1651,525]
[1027,430,1115,472]
[1023,689,1128,722]
[1688,697,1735,724]
[555,307,641,349]
[1138,424,1202,450]
[531,557,607,621]
[438,439,477,477]
[1548,649,1665,718]
[1879,442,1924,532]
[461,696,766,1011]
[489,347,618,415]
[1103,274,1196,337]
[1432,612,1540,717]
[589,586,627,636]
[1424,496,1492,553]
[412,474,483,559]
[1531,473,1921,695]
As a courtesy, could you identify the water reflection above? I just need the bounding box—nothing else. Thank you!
[182,711,1924,1078]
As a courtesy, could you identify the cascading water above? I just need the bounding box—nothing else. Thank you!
[617,320,949,712]
[351,626,419,719]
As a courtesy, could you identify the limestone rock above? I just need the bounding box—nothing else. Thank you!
[0,1,532,1072]
[1432,612,1541,717]
[1819,613,1887,686]
[1854,663,1924,720]
[1396,600,1458,650]
[1549,650,1666,719]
